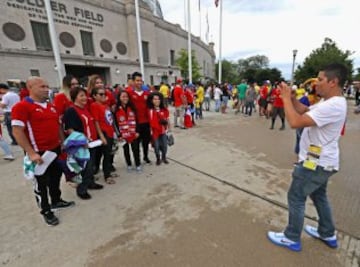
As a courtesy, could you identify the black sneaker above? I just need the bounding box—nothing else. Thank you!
[110,165,116,172]
[51,199,75,210]
[163,159,169,164]
[43,211,59,226]
[156,159,161,165]
[88,183,104,190]
[144,158,152,164]
[77,192,92,200]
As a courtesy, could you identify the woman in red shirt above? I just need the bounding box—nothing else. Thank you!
[90,87,116,184]
[53,75,79,117]
[63,87,104,199]
[116,90,141,172]
[148,92,170,165]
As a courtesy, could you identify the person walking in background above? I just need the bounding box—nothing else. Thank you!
[269,82,286,130]
[173,78,186,129]
[0,83,20,145]
[268,63,348,252]
[245,83,257,116]
[213,84,222,112]
[19,81,29,101]
[148,92,170,166]
[204,84,212,111]
[221,84,230,114]
[159,82,170,107]
[116,90,141,173]
[0,123,14,160]
[196,82,204,119]
[12,77,75,226]
[236,79,248,114]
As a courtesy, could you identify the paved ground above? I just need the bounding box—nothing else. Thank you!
[0,100,359,267]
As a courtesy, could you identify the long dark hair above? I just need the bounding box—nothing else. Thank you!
[116,90,137,115]
[147,92,165,109]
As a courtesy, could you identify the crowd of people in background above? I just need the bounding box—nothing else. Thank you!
[0,68,359,226]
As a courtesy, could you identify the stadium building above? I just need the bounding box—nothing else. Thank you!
[0,0,216,87]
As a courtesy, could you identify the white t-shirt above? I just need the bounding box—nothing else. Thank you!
[1,91,20,112]
[213,87,222,100]
[299,96,347,170]
[205,87,211,98]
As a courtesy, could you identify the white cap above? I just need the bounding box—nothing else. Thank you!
[291,85,298,90]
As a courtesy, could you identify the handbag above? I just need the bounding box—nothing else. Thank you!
[167,131,174,146]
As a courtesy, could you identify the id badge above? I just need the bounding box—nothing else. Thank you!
[303,144,322,171]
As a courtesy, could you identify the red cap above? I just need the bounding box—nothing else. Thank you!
[176,77,183,84]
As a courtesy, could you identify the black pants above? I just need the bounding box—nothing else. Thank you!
[78,147,96,195]
[33,150,62,214]
[5,112,16,144]
[245,101,253,116]
[94,133,113,178]
[123,139,140,167]
[137,123,151,160]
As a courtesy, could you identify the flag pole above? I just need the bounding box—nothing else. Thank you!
[187,0,192,83]
[199,0,201,41]
[44,0,65,88]
[135,0,145,82]
[218,0,223,84]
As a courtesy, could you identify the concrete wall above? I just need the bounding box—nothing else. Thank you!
[0,0,215,87]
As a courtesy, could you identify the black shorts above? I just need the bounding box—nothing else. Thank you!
[259,98,267,108]
[272,107,285,119]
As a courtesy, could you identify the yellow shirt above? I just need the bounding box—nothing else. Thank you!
[296,88,306,99]
[195,98,201,108]
[196,86,204,102]
[159,84,169,98]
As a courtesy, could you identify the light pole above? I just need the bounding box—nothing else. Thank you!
[291,49,298,85]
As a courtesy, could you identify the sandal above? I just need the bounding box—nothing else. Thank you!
[105,177,116,184]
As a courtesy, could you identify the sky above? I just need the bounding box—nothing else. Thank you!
[158,0,360,80]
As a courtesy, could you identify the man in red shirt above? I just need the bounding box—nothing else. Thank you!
[12,77,75,226]
[19,81,29,100]
[173,78,186,129]
[128,72,151,165]
[270,82,285,130]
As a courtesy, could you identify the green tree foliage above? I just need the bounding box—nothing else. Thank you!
[175,49,202,82]
[353,68,360,81]
[215,55,282,85]
[295,38,354,83]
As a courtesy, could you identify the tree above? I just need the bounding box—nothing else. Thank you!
[175,49,202,82]
[353,68,360,81]
[237,55,269,78]
[215,59,240,84]
[295,38,354,83]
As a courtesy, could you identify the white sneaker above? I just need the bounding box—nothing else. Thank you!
[136,166,142,173]
[304,225,338,248]
[267,231,302,252]
[3,155,15,161]
[127,166,133,173]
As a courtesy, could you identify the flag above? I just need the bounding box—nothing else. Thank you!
[215,0,219,7]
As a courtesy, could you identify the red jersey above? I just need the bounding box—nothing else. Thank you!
[173,85,185,107]
[90,102,114,138]
[185,90,194,104]
[271,88,284,108]
[259,86,268,99]
[106,89,116,107]
[53,92,72,116]
[149,108,169,140]
[116,105,137,143]
[19,88,29,100]
[73,106,98,141]
[11,97,60,152]
[128,90,150,124]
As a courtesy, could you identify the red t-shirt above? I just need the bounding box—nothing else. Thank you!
[185,90,194,104]
[73,106,98,141]
[90,102,115,138]
[11,98,60,151]
[106,89,116,107]
[53,92,72,116]
[259,86,268,99]
[19,88,29,100]
[149,108,169,140]
[271,88,284,108]
[128,90,150,124]
[116,105,137,143]
[173,85,185,107]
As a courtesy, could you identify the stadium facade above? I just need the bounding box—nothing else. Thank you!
[0,0,216,87]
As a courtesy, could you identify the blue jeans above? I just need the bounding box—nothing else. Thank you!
[154,134,167,160]
[215,99,221,112]
[284,164,336,242]
[0,136,12,156]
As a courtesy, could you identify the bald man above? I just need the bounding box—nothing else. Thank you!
[12,77,75,226]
